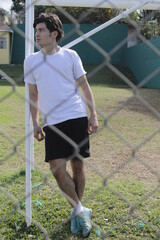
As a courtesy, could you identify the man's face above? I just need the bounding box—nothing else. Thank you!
[35,22,56,47]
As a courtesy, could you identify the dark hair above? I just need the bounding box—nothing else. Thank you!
[33,13,64,42]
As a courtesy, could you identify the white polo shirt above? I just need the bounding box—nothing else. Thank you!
[24,47,87,126]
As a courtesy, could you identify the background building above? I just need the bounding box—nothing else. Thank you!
[0,24,13,64]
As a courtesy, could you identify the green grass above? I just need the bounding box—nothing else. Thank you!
[1,65,160,239]
[1,168,160,239]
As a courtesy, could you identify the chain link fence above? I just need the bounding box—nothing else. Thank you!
[1,1,160,239]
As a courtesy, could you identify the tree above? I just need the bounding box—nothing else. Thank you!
[11,0,25,13]
[11,0,25,23]
[11,0,160,39]
[138,10,160,39]
[11,0,118,24]
[43,6,119,24]
[0,8,6,23]
[118,9,160,40]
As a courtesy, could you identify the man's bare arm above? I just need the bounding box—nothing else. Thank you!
[29,84,44,141]
[77,75,98,134]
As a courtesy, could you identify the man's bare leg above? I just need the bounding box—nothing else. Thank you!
[50,158,91,237]
[70,159,92,238]
[70,158,86,202]
[49,158,80,207]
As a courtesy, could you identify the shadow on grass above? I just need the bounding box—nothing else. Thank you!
[50,221,84,240]
[1,217,45,240]
[0,168,26,187]
[0,64,24,86]
[86,64,138,88]
[0,64,137,88]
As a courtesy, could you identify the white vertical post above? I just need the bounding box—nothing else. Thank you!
[25,0,34,227]
[30,3,35,171]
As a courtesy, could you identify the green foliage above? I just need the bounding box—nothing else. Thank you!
[0,7,6,22]
[11,0,25,22]
[140,20,160,39]
[43,7,119,24]
[119,9,160,40]
[11,0,25,13]
[11,0,160,39]
[11,0,119,23]
[137,10,160,39]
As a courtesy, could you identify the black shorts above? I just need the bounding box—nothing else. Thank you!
[43,117,90,162]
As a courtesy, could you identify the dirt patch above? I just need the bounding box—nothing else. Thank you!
[86,88,160,187]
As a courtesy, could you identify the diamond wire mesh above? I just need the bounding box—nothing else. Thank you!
[1,1,160,239]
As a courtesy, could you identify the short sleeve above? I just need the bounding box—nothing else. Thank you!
[72,51,87,80]
[24,55,36,85]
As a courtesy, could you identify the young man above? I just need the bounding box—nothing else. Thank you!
[24,13,98,238]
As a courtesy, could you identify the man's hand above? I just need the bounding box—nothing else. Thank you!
[88,114,98,134]
[34,125,45,141]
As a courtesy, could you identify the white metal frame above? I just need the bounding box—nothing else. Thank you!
[25,0,159,227]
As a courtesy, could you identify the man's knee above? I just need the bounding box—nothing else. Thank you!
[49,158,66,179]
[71,159,85,175]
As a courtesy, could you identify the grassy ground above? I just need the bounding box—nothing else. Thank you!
[1,65,160,239]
